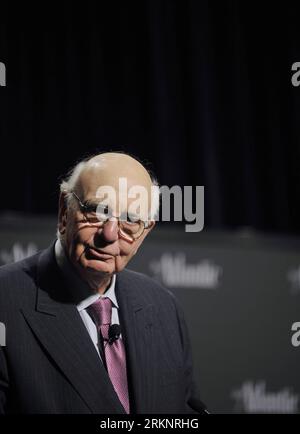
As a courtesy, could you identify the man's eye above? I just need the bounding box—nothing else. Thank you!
[96,206,107,213]
[81,201,96,211]
[96,204,111,216]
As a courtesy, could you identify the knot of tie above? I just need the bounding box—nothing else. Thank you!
[88,297,112,339]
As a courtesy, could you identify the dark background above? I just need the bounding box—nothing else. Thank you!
[0,1,300,234]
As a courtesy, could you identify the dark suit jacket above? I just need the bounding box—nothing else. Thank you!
[0,242,206,414]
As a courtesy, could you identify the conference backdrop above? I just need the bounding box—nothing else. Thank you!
[0,214,299,414]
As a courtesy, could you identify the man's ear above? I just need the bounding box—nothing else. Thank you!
[58,192,68,235]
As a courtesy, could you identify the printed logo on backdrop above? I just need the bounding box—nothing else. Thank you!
[231,381,299,413]
[149,253,222,289]
[287,266,300,295]
[0,243,38,265]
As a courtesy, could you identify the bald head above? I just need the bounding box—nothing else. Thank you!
[84,153,152,182]
[76,153,153,203]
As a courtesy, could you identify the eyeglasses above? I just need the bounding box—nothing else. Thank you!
[71,191,150,243]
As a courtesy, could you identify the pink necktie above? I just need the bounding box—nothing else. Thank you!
[88,297,130,414]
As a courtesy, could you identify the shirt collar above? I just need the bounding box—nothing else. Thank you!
[54,239,119,310]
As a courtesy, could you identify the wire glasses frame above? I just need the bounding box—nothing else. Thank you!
[71,191,150,243]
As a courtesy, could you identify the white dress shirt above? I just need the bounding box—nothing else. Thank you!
[54,239,121,361]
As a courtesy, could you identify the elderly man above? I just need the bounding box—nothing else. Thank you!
[0,152,206,414]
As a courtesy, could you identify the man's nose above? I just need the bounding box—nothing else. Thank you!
[98,219,119,243]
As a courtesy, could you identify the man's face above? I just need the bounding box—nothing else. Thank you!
[58,157,155,287]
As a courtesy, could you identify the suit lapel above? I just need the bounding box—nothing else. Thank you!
[116,272,159,414]
[22,245,126,414]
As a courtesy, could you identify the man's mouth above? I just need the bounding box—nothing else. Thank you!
[86,245,115,260]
